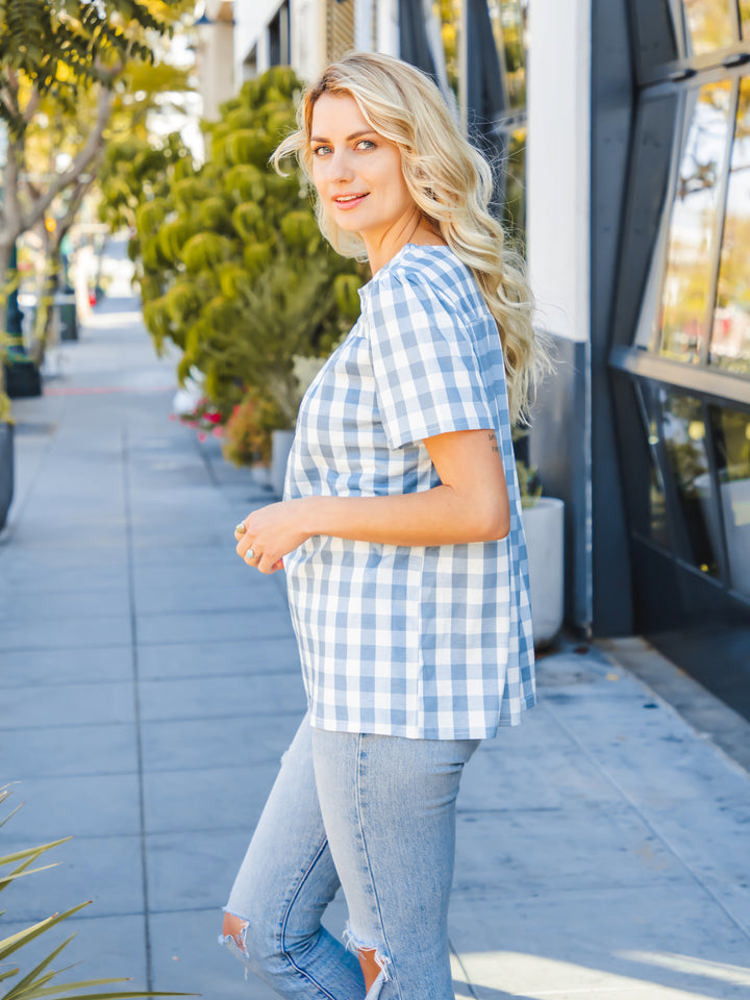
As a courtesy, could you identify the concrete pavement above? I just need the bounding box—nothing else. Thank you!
[1,290,749,1000]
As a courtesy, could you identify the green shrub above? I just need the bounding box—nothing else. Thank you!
[121,67,364,455]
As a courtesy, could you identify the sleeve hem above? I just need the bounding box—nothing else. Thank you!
[386,416,496,452]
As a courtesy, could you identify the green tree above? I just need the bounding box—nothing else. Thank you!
[0,0,176,400]
[127,67,364,438]
[23,54,193,365]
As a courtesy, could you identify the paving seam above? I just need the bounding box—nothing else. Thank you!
[122,425,153,990]
[543,698,750,943]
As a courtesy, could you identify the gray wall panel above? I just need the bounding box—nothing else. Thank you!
[530,336,590,632]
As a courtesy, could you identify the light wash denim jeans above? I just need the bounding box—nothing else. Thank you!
[219,712,479,999]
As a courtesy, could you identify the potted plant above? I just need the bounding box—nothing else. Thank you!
[514,429,565,646]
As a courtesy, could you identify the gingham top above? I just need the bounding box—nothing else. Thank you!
[283,243,535,740]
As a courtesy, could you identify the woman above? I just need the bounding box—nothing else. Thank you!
[220,52,549,1000]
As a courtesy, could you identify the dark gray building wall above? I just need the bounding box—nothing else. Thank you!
[589,0,636,635]
[531,0,636,637]
[529,336,590,632]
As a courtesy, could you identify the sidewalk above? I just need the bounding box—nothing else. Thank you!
[1,292,749,1000]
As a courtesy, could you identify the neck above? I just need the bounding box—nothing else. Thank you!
[363,213,444,273]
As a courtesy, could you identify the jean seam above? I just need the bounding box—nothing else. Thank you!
[279,835,340,1000]
[353,732,403,1000]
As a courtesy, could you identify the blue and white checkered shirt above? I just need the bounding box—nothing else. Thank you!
[283,244,535,740]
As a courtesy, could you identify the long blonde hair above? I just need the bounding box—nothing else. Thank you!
[273,51,550,425]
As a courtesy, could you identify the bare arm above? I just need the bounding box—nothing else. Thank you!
[237,428,510,574]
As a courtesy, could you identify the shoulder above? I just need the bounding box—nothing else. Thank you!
[360,245,474,320]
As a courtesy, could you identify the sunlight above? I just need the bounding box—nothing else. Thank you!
[452,949,750,998]
[618,951,750,988]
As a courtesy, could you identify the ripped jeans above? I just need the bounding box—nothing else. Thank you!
[219,712,479,999]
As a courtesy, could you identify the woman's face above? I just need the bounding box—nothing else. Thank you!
[309,93,417,249]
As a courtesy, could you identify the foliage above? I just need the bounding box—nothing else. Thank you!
[0,1,184,405]
[126,67,365,440]
[0,1,173,140]
[512,426,542,508]
[221,389,286,468]
[97,131,192,236]
[0,786,190,1000]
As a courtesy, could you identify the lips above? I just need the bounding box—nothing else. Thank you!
[332,193,368,210]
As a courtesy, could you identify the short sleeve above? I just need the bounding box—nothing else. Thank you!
[365,266,496,451]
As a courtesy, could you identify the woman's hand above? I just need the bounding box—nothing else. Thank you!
[234,498,312,574]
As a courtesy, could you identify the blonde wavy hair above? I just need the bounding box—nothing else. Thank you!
[273,51,550,425]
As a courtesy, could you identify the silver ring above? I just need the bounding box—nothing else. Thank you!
[244,548,255,562]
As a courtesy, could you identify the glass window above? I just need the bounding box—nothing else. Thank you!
[710,77,750,375]
[432,0,462,109]
[682,0,736,55]
[658,82,732,364]
[503,125,527,248]
[710,406,750,596]
[637,385,672,547]
[487,0,528,111]
[485,2,528,248]
[659,390,721,576]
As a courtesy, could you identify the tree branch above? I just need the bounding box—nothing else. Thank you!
[21,84,114,231]
[22,85,41,123]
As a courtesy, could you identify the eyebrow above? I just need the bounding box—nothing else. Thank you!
[310,130,376,143]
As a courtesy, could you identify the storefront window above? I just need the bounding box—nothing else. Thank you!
[682,0,736,55]
[485,1,528,246]
[487,0,527,110]
[504,126,527,244]
[710,77,750,375]
[658,82,732,364]
[639,386,672,547]
[710,406,750,596]
[432,0,462,106]
[660,391,720,576]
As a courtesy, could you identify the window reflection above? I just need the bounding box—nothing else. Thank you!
[487,0,527,110]
[503,125,527,249]
[638,386,672,547]
[659,391,720,576]
[710,406,750,596]
[683,0,735,55]
[711,77,750,375]
[659,82,732,364]
[432,0,462,106]
[485,2,528,249]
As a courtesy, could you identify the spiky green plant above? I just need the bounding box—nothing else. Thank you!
[0,787,193,1000]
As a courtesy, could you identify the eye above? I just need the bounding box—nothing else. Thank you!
[312,144,331,157]
[355,139,376,150]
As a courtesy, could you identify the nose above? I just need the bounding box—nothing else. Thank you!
[327,148,355,183]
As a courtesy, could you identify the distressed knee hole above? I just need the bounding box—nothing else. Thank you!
[220,910,249,956]
[343,926,391,997]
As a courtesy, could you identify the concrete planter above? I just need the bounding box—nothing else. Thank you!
[0,422,14,532]
[271,429,295,497]
[522,497,565,645]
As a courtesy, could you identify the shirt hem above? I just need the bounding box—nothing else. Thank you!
[307,695,535,741]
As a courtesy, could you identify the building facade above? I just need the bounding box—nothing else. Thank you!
[231,0,750,716]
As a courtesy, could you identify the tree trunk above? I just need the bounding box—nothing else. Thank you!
[30,242,61,368]
[0,239,15,405]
